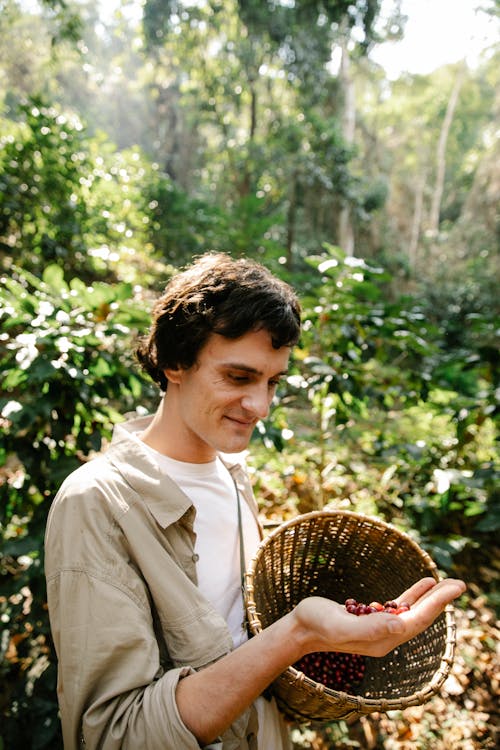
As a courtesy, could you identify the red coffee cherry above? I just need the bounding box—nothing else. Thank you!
[344,597,411,615]
[294,650,366,693]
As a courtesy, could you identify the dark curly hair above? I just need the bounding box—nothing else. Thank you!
[136,253,302,391]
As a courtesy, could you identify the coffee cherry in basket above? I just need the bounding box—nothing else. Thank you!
[293,650,366,693]
[292,597,411,693]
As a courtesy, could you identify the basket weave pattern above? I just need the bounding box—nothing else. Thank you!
[245,511,456,722]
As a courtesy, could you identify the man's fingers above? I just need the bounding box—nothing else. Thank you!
[392,579,466,640]
[367,578,466,648]
[414,578,466,611]
[397,577,437,606]
[397,577,466,608]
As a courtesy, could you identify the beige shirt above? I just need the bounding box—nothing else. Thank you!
[44,415,290,750]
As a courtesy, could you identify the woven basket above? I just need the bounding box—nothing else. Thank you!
[244,510,457,723]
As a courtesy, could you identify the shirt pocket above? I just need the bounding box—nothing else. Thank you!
[158,601,234,668]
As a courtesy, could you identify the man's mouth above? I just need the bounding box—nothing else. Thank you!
[225,415,256,427]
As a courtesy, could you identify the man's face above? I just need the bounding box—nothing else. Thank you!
[164,328,291,462]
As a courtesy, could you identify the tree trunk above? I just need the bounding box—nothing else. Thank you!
[428,66,465,235]
[286,171,298,270]
[238,79,257,198]
[338,40,355,255]
[408,169,427,272]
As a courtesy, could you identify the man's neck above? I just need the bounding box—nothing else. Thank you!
[139,391,216,463]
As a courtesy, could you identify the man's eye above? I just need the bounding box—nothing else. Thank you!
[229,374,249,383]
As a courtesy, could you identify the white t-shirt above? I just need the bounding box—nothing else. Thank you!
[136,437,289,748]
[150,450,259,648]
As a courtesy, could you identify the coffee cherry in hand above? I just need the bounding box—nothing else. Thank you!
[344,598,411,616]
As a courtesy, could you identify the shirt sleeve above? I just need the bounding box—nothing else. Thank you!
[46,568,205,750]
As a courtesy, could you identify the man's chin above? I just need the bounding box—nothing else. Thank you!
[220,422,255,452]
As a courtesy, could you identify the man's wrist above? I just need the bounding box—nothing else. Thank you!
[278,604,312,663]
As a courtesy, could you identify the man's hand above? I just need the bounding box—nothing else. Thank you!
[291,577,466,659]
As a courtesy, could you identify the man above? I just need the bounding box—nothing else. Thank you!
[45,253,465,750]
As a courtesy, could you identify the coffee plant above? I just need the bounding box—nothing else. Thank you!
[0,263,156,749]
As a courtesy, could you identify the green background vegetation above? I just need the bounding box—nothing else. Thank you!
[0,1,498,748]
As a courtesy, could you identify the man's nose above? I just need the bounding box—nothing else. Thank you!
[241,384,271,419]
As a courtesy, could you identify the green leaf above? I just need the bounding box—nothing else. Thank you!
[2,367,28,389]
[42,263,68,292]
[90,357,112,377]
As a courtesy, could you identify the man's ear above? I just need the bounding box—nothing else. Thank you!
[163,367,183,385]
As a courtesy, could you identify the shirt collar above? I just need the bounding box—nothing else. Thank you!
[106,415,193,529]
[105,414,247,529]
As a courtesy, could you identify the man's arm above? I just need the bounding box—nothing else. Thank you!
[176,577,465,746]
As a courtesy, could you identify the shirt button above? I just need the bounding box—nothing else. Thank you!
[192,553,199,562]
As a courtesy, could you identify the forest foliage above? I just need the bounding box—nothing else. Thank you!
[0,1,498,748]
